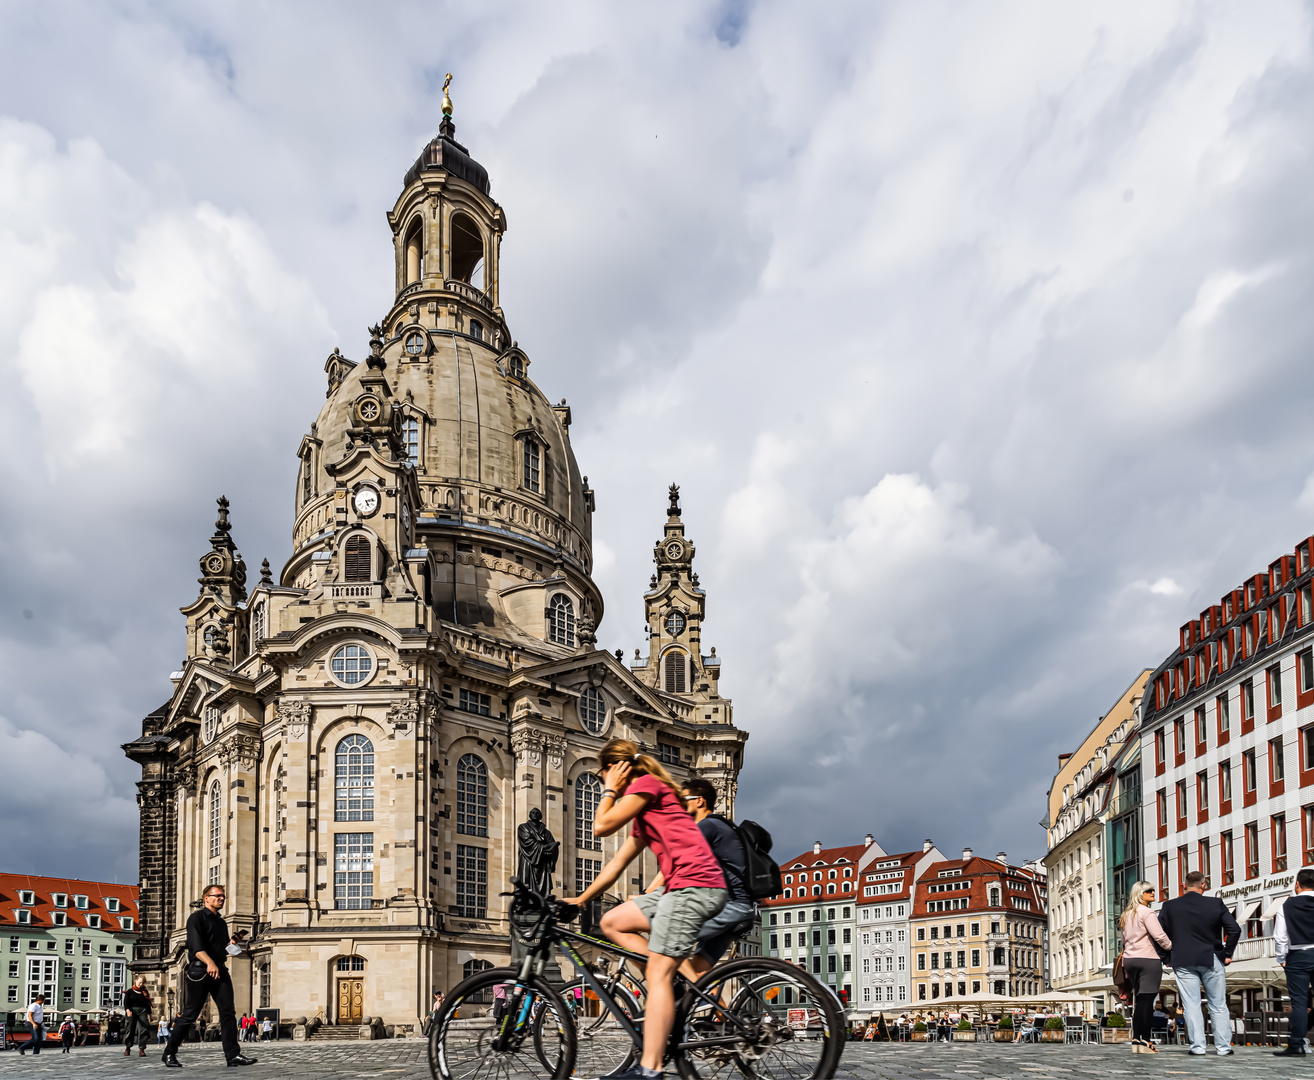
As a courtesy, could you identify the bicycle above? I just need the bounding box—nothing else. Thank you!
[428,877,845,1079]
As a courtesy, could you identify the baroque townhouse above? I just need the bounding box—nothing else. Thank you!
[1043,672,1148,1011]
[1141,534,1314,999]
[762,840,878,1019]
[1,875,138,1012]
[910,854,1046,1004]
[855,843,946,1010]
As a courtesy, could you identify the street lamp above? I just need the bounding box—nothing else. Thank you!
[167,988,175,1021]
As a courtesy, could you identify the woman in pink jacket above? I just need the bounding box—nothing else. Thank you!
[1121,882,1173,1053]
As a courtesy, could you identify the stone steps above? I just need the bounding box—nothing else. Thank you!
[311,1025,366,1041]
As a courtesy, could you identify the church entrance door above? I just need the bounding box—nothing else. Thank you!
[337,979,364,1023]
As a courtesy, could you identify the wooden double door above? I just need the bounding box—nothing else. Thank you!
[337,978,364,1023]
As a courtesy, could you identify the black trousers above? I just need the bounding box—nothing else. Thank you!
[1286,949,1314,1046]
[165,970,240,1061]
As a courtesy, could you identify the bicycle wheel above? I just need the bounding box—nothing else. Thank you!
[673,957,845,1079]
[546,977,642,1079]
[429,966,576,1080]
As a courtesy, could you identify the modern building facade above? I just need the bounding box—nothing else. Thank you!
[909,853,1046,1003]
[1043,672,1148,1009]
[1139,533,1314,996]
[122,98,747,1032]
[1,875,138,1012]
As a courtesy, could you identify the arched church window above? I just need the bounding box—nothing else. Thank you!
[203,626,217,650]
[578,687,606,734]
[335,735,375,822]
[302,452,313,505]
[404,332,425,356]
[507,355,524,379]
[549,595,575,647]
[462,958,494,1001]
[664,650,687,694]
[450,212,484,285]
[404,417,420,468]
[575,774,602,852]
[344,536,371,582]
[404,218,423,284]
[251,602,267,643]
[208,780,222,860]
[523,439,541,494]
[456,754,488,837]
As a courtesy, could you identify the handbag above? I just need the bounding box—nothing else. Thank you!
[1112,950,1132,1002]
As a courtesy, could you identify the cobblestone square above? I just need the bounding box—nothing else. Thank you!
[0,1040,1304,1078]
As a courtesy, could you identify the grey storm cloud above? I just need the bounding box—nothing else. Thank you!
[3,1,1314,881]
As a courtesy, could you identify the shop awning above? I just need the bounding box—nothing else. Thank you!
[1238,899,1262,922]
[1261,896,1289,921]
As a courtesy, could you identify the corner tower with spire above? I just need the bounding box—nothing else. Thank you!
[124,81,747,1034]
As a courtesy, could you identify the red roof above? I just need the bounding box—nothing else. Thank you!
[765,843,871,907]
[910,857,1044,919]
[854,849,927,901]
[0,874,139,932]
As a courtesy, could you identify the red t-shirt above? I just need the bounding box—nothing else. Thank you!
[627,774,726,891]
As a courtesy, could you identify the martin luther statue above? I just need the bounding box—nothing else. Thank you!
[516,808,559,897]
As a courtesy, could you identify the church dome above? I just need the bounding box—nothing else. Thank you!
[285,107,601,644]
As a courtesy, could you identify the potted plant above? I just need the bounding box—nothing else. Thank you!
[1042,1016,1066,1042]
[953,1018,976,1042]
[1103,1012,1130,1043]
[911,1021,928,1041]
[994,1014,1014,1042]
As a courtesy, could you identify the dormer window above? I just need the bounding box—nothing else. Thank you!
[523,439,541,494]
[105,898,120,914]
[507,355,525,379]
[86,914,101,929]
[74,895,88,910]
[404,332,425,356]
[51,912,66,927]
[469,319,484,342]
[52,893,66,908]
[18,891,34,906]
[15,910,30,925]
[549,594,576,647]
[119,917,134,931]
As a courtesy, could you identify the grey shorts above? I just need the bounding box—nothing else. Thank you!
[633,887,728,959]
[697,899,757,963]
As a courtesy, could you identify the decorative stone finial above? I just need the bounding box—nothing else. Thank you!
[615,649,624,661]
[668,483,681,517]
[215,496,231,535]
[441,73,454,117]
[367,324,385,370]
[260,559,273,587]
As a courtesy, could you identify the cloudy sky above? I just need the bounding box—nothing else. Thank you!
[4,1,1314,884]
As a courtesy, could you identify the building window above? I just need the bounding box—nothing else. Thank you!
[1245,822,1260,879]
[302,453,313,505]
[1243,679,1255,724]
[334,832,374,909]
[1220,761,1232,803]
[456,845,487,917]
[404,417,420,468]
[657,742,681,765]
[549,595,575,647]
[469,319,484,342]
[336,955,367,971]
[575,857,602,928]
[1244,750,1257,793]
[1270,664,1284,710]
[1221,830,1235,885]
[523,439,541,493]
[251,602,266,643]
[1194,706,1206,748]
[1304,806,1314,866]
[575,773,603,852]
[456,754,488,837]
[259,965,271,1009]
[663,650,687,694]
[334,735,375,822]
[458,688,491,716]
[1175,781,1187,821]
[97,959,125,1009]
[1218,693,1230,735]
[1274,813,1289,872]
[1197,771,1209,814]
[208,779,222,861]
[578,687,607,734]
[343,535,371,582]
[1273,738,1286,784]
[330,644,374,686]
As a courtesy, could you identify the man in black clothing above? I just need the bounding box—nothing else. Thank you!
[161,885,257,1068]
[122,975,152,1057]
[682,778,754,976]
[1274,867,1314,1055]
[1157,870,1240,1056]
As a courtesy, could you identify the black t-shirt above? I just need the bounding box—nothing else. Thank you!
[186,907,232,969]
[124,987,150,1013]
[698,815,748,905]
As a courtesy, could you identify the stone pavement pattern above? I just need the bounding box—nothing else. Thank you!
[0,1041,1301,1077]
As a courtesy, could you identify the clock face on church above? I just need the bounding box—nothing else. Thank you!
[353,487,380,516]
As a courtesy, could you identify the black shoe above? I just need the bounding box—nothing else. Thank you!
[1218,1047,1235,1055]
[227,1054,258,1066]
[163,1053,183,1067]
[1274,1045,1308,1056]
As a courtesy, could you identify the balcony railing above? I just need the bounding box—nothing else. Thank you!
[1233,936,1276,961]
[327,584,382,599]
[444,279,494,311]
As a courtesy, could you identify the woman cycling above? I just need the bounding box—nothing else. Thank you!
[563,738,727,1080]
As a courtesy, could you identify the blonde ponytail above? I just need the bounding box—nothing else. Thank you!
[599,738,688,810]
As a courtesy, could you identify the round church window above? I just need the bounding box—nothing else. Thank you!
[404,332,425,356]
[578,686,607,734]
[665,612,686,637]
[330,644,374,687]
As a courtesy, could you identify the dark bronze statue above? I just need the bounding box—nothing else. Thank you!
[516,807,559,897]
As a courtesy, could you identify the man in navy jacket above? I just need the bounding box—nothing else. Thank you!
[1274,867,1314,1056]
[1157,870,1240,1056]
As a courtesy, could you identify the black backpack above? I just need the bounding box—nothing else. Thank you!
[713,815,783,901]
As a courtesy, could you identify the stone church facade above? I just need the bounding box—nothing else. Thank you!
[123,101,747,1030]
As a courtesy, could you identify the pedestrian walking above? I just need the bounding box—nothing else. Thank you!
[159,884,257,1068]
[59,1017,75,1053]
[122,975,152,1058]
[1156,869,1240,1056]
[157,1017,169,1045]
[1274,866,1314,1056]
[17,994,46,1055]
[261,1016,272,1041]
[1118,880,1172,1054]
